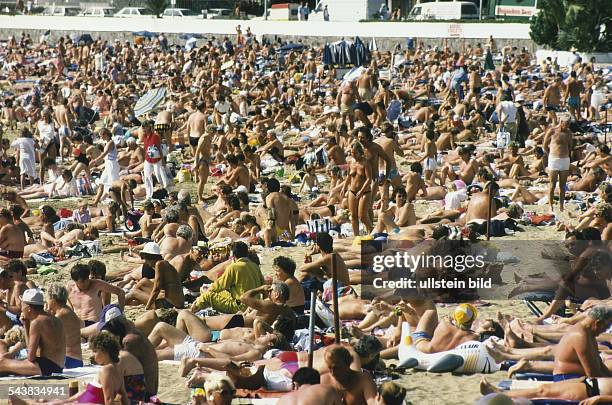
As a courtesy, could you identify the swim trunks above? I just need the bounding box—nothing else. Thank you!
[424,157,438,171]
[210,330,221,342]
[189,135,200,147]
[568,96,580,109]
[263,368,293,391]
[36,357,63,376]
[65,356,84,369]
[154,123,171,133]
[545,104,559,112]
[584,377,600,397]
[411,331,432,344]
[173,336,201,361]
[58,125,71,138]
[358,87,373,101]
[548,156,571,171]
[124,374,147,403]
[0,250,22,259]
[553,373,583,382]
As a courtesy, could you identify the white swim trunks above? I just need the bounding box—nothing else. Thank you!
[173,336,201,361]
[547,157,570,172]
[424,157,438,171]
[263,368,293,391]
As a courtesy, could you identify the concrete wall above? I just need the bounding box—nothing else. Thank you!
[0,15,535,51]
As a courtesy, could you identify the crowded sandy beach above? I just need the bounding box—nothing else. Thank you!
[0,21,610,405]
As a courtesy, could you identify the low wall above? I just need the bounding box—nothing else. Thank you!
[0,16,536,51]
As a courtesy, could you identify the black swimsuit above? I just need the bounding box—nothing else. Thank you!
[141,263,155,279]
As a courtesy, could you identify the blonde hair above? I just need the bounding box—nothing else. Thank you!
[5,326,25,346]
[204,373,235,400]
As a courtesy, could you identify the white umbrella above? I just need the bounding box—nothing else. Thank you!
[369,37,378,52]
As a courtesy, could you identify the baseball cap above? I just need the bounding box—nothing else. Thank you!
[22,289,44,306]
[97,304,123,330]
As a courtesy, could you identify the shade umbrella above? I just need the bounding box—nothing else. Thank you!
[323,43,333,66]
[78,34,94,45]
[369,37,378,52]
[484,49,495,71]
[132,31,157,39]
[134,87,167,118]
[353,36,369,66]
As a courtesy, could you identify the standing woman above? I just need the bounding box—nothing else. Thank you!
[91,128,119,204]
[344,142,373,237]
[36,110,57,179]
[71,332,128,404]
[11,128,37,190]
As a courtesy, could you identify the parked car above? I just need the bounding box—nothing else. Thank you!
[206,8,232,19]
[160,8,201,18]
[41,5,81,16]
[81,6,115,17]
[114,7,153,18]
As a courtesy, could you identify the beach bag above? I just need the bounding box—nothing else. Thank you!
[307,215,331,233]
[496,128,510,149]
[125,210,144,232]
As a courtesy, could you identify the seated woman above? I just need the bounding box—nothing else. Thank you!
[67,332,129,404]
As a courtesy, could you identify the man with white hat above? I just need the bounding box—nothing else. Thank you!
[0,289,65,376]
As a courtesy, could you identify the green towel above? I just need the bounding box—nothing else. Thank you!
[37,265,58,275]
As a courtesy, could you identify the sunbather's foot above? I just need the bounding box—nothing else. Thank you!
[484,344,505,364]
[186,367,208,387]
[479,377,502,395]
[180,357,197,377]
[508,359,530,378]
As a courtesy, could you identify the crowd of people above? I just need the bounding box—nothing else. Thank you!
[0,26,610,404]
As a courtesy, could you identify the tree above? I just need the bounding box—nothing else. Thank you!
[146,0,169,17]
[530,0,612,52]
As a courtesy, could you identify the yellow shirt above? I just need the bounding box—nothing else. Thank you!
[209,258,264,300]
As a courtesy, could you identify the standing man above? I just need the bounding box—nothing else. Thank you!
[496,94,518,143]
[543,75,563,125]
[186,101,207,157]
[323,5,330,21]
[565,71,584,121]
[142,120,170,199]
[543,117,573,212]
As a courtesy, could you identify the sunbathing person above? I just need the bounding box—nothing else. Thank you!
[67,263,125,329]
[46,283,83,368]
[277,367,343,405]
[0,289,65,376]
[480,376,612,404]
[68,332,129,404]
[125,257,184,310]
[0,208,26,260]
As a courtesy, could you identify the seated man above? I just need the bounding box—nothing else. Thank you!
[159,224,192,260]
[277,367,343,405]
[0,208,26,260]
[46,283,83,368]
[273,256,305,313]
[0,289,65,375]
[67,263,125,329]
[320,346,377,405]
[191,241,263,314]
[552,306,612,381]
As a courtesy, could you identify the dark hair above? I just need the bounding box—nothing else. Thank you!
[480,319,504,341]
[273,312,296,343]
[316,232,333,253]
[0,208,11,221]
[101,317,127,341]
[273,256,296,276]
[378,382,407,405]
[267,178,280,193]
[71,263,91,281]
[292,367,320,386]
[6,259,27,277]
[62,169,73,181]
[42,157,56,169]
[581,227,602,241]
[410,162,423,174]
[9,204,24,219]
[89,260,106,279]
[354,335,383,359]
[231,241,249,259]
[90,331,120,363]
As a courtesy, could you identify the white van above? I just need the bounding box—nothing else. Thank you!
[408,1,479,21]
[81,6,115,17]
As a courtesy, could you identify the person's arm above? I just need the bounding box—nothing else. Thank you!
[91,140,112,166]
[25,318,39,363]
[239,285,274,313]
[575,337,610,377]
[95,279,125,310]
[145,263,163,310]
[357,165,372,197]
[98,366,123,405]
